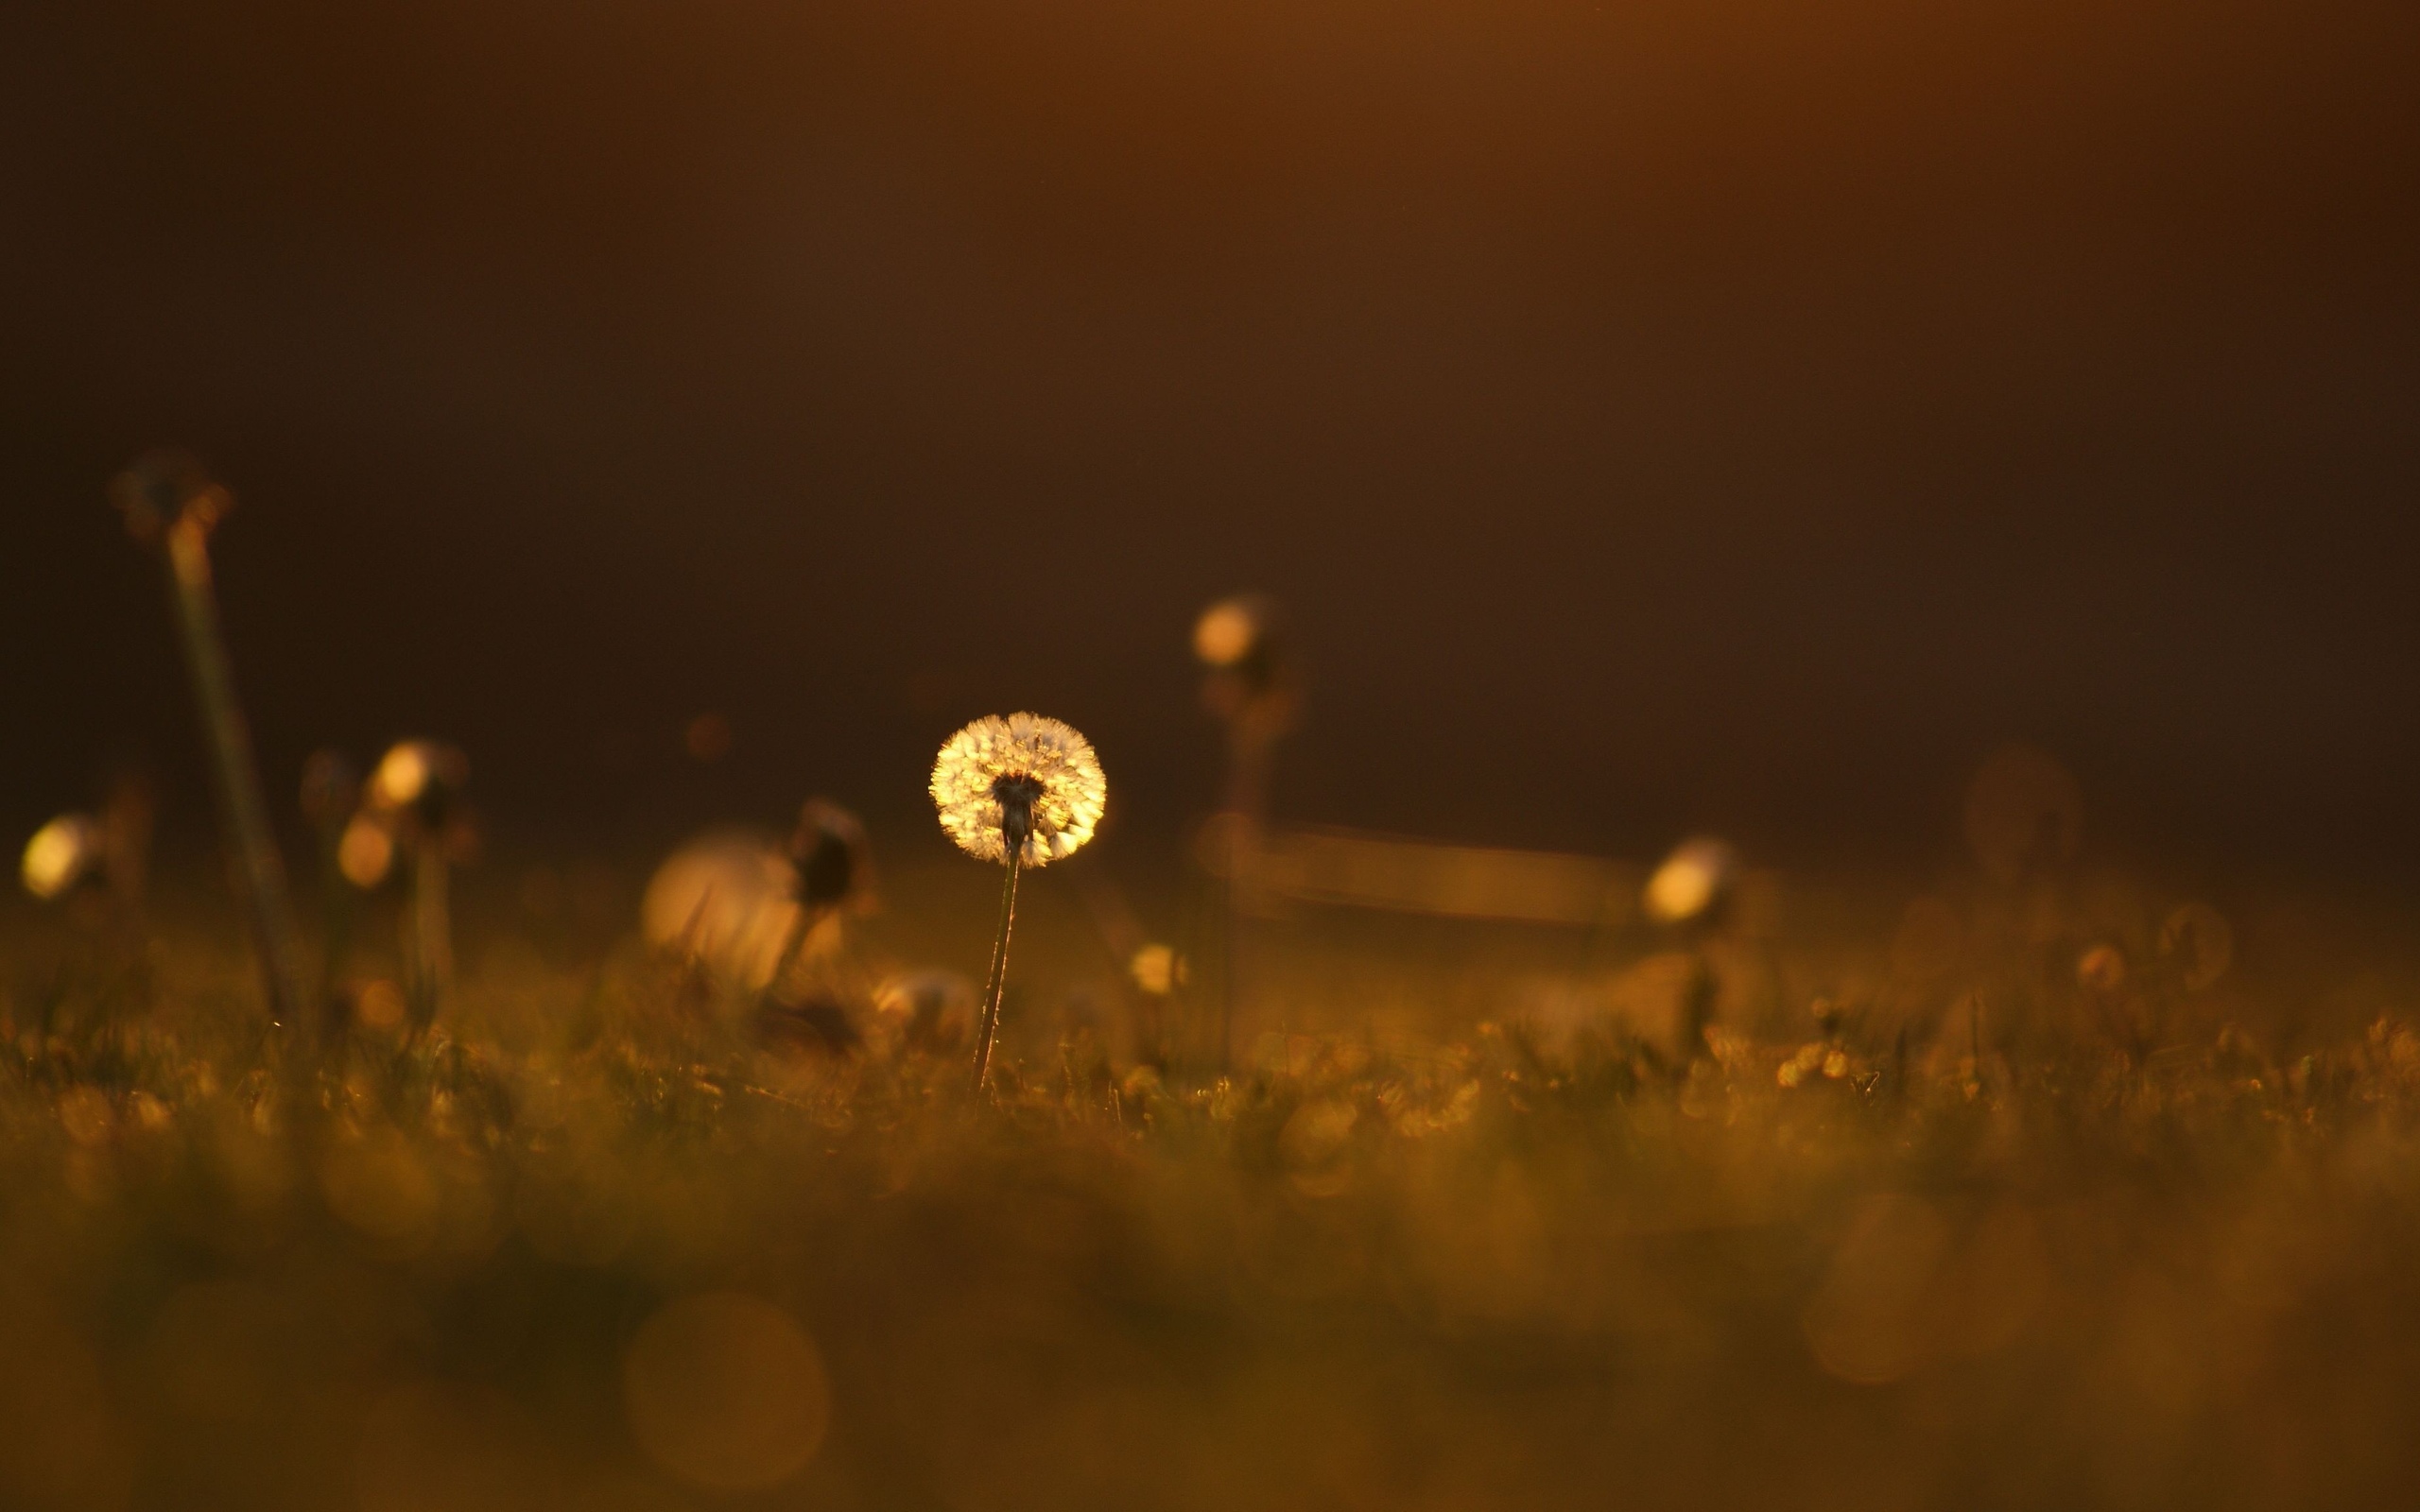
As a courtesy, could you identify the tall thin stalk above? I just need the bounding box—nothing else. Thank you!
[971,853,1022,1091]
[117,457,309,1043]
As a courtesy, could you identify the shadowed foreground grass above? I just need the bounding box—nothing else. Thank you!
[6,886,2420,1512]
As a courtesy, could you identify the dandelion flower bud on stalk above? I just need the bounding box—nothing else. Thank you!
[765,799,877,991]
[110,452,310,1042]
[931,714,1106,1091]
[366,739,472,1038]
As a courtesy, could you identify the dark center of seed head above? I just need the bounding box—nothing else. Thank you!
[993,774,1045,852]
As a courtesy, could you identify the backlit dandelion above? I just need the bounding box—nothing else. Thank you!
[932,714,1105,867]
[21,815,103,902]
[931,713,1106,1090]
[1644,836,1737,926]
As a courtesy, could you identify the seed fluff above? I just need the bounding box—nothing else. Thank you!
[931,713,1106,867]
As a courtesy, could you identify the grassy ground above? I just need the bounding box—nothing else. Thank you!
[4,861,2420,1511]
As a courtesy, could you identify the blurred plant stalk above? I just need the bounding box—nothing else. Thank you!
[113,455,311,1044]
[1194,596,1298,1074]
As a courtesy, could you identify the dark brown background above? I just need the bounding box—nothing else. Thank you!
[3,0,2415,879]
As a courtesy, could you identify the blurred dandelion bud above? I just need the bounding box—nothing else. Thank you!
[2076,943,2128,995]
[21,815,104,902]
[932,713,1106,1091]
[642,831,801,991]
[1194,593,1299,765]
[1643,836,1737,926]
[1129,942,1187,997]
[2159,902,2233,992]
[110,447,230,546]
[761,799,878,1007]
[1195,594,1280,682]
[789,799,875,916]
[368,740,469,822]
[368,739,472,1036]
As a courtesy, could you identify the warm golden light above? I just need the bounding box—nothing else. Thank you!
[338,814,397,888]
[930,713,1106,867]
[1192,597,1262,668]
[20,814,101,901]
[623,1293,830,1492]
[368,743,433,810]
[640,831,802,989]
[1642,836,1736,925]
[1129,942,1184,995]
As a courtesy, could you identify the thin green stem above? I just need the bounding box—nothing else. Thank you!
[972,852,1022,1092]
[165,522,308,1044]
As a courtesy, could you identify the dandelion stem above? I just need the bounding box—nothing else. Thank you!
[406,836,451,1037]
[972,853,1022,1092]
[163,515,310,1042]
[767,903,827,999]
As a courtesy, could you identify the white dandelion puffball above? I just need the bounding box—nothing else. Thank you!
[931,713,1106,867]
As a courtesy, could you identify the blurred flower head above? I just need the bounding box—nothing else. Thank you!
[1195,594,1298,732]
[21,814,103,901]
[1129,942,1187,997]
[641,831,802,990]
[2077,943,2129,995]
[110,449,230,544]
[789,799,875,915]
[930,713,1106,867]
[1194,595,1276,672]
[1643,836,1737,926]
[368,741,469,818]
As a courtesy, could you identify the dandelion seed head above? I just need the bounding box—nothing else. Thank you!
[1644,836,1737,925]
[2077,944,2128,994]
[111,449,230,544]
[21,815,102,901]
[370,741,462,811]
[1193,598,1268,669]
[930,713,1105,867]
[791,799,874,913]
[1129,942,1185,996]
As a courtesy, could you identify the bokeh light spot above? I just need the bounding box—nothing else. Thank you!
[21,814,101,901]
[623,1292,830,1492]
[1192,598,1261,668]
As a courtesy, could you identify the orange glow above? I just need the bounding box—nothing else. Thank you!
[20,814,101,901]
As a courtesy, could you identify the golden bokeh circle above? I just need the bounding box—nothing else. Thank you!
[623,1292,830,1492]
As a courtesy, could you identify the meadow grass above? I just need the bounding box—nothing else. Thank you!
[3,863,2419,1511]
